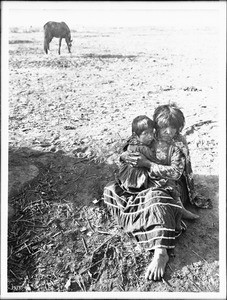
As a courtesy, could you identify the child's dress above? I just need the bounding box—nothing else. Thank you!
[117,137,155,192]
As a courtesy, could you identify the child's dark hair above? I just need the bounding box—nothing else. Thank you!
[132,115,154,136]
[153,103,185,134]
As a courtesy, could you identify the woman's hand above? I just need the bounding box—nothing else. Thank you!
[120,151,151,168]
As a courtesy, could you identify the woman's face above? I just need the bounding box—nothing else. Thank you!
[157,126,177,141]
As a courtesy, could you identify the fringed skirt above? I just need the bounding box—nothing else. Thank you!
[103,181,186,251]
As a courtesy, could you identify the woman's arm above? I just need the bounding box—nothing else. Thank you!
[120,140,185,180]
[120,149,158,165]
[148,146,185,180]
[135,146,185,180]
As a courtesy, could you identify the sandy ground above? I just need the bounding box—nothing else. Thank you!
[6,25,220,293]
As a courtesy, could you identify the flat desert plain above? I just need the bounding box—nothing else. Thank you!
[7,25,220,292]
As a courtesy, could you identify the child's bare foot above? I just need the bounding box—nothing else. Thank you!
[181,207,199,220]
[145,248,169,281]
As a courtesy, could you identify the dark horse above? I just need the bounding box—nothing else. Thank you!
[44,21,72,55]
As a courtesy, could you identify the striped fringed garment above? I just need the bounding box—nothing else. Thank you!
[104,181,187,251]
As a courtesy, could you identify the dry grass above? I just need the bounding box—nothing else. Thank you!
[8,163,151,292]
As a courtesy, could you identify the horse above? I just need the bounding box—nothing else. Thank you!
[44,21,73,55]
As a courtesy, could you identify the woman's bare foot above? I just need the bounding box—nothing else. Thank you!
[181,207,199,220]
[145,248,169,281]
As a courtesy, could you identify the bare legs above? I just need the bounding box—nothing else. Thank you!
[145,248,169,281]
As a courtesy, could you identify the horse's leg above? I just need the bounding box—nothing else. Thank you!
[44,37,52,53]
[48,38,52,50]
[58,38,62,55]
[44,34,49,54]
[44,41,48,54]
[66,38,71,53]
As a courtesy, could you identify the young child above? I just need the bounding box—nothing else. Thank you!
[119,114,199,220]
[117,115,157,193]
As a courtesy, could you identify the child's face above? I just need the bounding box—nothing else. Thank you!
[137,128,154,145]
[157,126,177,142]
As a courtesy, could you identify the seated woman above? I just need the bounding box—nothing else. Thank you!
[103,103,210,281]
[117,114,198,219]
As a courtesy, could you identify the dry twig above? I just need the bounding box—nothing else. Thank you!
[86,218,95,232]
[79,258,104,275]
[92,233,118,255]
[192,249,207,263]
[96,230,111,235]
[82,236,88,254]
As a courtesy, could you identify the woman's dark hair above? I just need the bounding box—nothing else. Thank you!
[132,115,154,136]
[153,104,185,133]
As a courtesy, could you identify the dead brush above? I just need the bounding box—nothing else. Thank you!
[8,160,153,292]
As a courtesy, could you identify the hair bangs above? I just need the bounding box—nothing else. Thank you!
[132,115,154,136]
[153,104,185,133]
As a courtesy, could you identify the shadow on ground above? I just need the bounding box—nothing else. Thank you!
[7,146,219,292]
